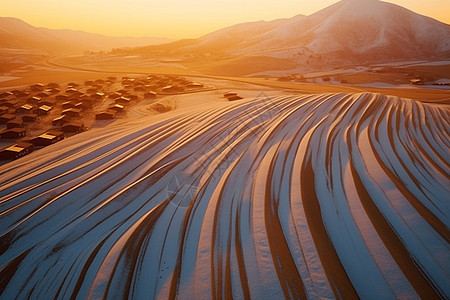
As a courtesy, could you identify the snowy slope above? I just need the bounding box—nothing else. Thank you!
[192,16,303,53]
[180,0,450,67]
[0,92,449,299]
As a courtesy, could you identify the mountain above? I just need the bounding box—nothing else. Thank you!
[229,0,450,66]
[0,17,172,53]
[132,0,450,74]
[3,0,449,73]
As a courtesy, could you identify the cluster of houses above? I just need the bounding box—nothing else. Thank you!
[95,75,204,119]
[0,74,206,161]
[276,74,305,82]
[0,131,65,160]
[0,81,95,160]
[410,78,450,86]
[0,81,95,140]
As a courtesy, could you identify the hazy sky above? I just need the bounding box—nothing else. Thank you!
[1,0,449,38]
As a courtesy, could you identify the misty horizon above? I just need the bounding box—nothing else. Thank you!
[1,0,449,39]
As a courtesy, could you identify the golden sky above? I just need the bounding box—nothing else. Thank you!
[1,0,449,38]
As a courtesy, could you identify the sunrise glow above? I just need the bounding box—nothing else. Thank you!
[1,0,449,38]
[1,0,449,298]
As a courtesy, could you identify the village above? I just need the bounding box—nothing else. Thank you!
[0,74,210,161]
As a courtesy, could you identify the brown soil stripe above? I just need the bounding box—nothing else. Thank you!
[0,250,30,294]
[234,206,251,300]
[265,155,307,299]
[301,158,359,299]
[373,117,450,243]
[349,156,443,299]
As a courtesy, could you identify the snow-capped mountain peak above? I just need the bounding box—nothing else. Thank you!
[191,0,450,67]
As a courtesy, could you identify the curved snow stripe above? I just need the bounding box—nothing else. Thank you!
[0,92,449,299]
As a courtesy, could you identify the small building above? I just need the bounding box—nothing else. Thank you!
[133,80,146,87]
[92,92,105,100]
[223,92,237,98]
[0,99,19,109]
[62,122,84,133]
[0,101,18,108]
[0,114,16,124]
[108,104,125,113]
[0,142,34,160]
[16,104,34,114]
[65,88,79,94]
[227,95,243,101]
[12,90,29,98]
[80,95,92,101]
[186,82,204,89]
[62,108,82,118]
[55,95,69,102]
[7,118,24,129]
[48,88,61,94]
[0,106,9,114]
[410,78,423,85]
[52,115,70,126]
[122,78,135,85]
[134,86,147,92]
[0,91,13,98]
[86,87,99,94]
[116,89,129,95]
[29,131,64,146]
[27,96,41,104]
[22,114,38,123]
[62,101,76,109]
[95,110,116,120]
[35,105,53,115]
[30,83,45,92]
[162,85,182,93]
[69,91,84,98]
[47,82,59,89]
[144,91,157,99]
[114,96,131,106]
[0,128,27,139]
[67,82,80,88]
[38,100,55,107]
[36,92,50,98]
[74,102,87,111]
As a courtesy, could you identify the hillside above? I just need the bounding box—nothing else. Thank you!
[0,17,172,53]
[122,0,450,74]
[236,0,450,65]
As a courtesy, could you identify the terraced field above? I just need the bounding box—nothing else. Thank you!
[0,92,449,299]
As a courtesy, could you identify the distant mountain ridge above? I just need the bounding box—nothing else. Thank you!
[2,0,450,74]
[0,17,172,53]
[127,0,450,74]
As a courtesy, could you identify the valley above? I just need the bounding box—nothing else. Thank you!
[0,0,449,299]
